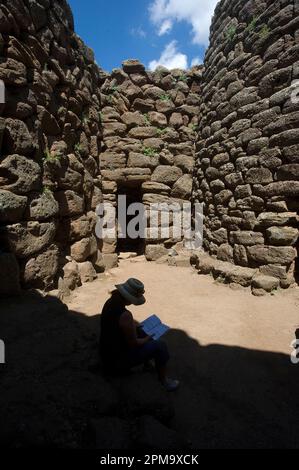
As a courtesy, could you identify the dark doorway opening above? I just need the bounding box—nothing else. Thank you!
[116,184,145,255]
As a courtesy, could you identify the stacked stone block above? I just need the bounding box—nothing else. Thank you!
[100,60,202,260]
[193,0,299,292]
[0,0,104,295]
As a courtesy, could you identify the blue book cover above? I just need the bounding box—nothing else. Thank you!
[141,315,170,340]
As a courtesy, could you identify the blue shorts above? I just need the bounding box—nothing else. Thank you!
[126,339,170,369]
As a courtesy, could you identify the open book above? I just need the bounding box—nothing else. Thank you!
[141,315,170,340]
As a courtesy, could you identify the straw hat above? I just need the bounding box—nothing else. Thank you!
[115,278,146,306]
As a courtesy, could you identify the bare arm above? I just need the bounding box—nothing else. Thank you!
[119,311,151,349]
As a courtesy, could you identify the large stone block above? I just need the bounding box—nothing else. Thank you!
[122,59,145,74]
[2,118,34,155]
[63,261,81,291]
[171,174,192,199]
[0,190,27,222]
[128,126,158,139]
[247,245,297,266]
[100,152,126,170]
[25,191,59,221]
[245,168,273,184]
[71,236,97,263]
[256,212,297,228]
[266,226,298,246]
[252,275,280,292]
[152,166,183,185]
[121,111,145,127]
[145,244,168,261]
[6,221,56,258]
[148,111,167,127]
[54,191,85,217]
[127,152,159,170]
[23,245,59,289]
[78,261,97,283]
[0,155,41,194]
[230,231,264,246]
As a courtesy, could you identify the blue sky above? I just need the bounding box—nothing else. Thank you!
[68,0,218,72]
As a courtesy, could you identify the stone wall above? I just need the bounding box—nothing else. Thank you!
[99,61,202,261]
[0,0,104,295]
[193,0,299,292]
[0,0,298,296]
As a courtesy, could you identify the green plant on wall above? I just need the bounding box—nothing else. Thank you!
[159,94,171,102]
[259,24,271,39]
[226,25,237,41]
[246,16,258,33]
[189,123,199,132]
[42,147,60,163]
[143,113,151,126]
[143,146,157,157]
[109,85,119,94]
[107,94,115,104]
[178,74,188,82]
[156,128,167,136]
[42,185,53,196]
[74,143,82,156]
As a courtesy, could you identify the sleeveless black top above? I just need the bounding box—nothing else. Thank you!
[100,291,129,369]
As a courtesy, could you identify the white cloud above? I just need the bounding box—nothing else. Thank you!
[149,0,218,46]
[130,27,146,38]
[191,56,202,66]
[149,40,188,71]
[158,19,172,36]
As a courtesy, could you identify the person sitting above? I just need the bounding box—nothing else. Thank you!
[99,278,179,392]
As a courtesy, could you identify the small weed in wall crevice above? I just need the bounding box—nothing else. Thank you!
[143,114,151,126]
[42,186,53,196]
[42,148,60,163]
[143,147,158,157]
[177,74,188,83]
[225,25,237,41]
[156,128,167,136]
[74,143,82,155]
[259,24,271,40]
[159,94,171,102]
[246,16,258,33]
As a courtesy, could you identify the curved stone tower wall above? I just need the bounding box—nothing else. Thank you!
[193,0,299,291]
[100,61,202,261]
[0,0,104,294]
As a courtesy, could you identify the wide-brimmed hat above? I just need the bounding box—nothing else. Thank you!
[115,278,146,306]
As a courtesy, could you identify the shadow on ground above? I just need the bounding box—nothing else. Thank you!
[0,291,298,449]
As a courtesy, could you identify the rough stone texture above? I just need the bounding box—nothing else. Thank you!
[78,261,97,283]
[100,65,200,255]
[145,244,168,261]
[1,0,298,293]
[192,0,299,289]
[0,0,103,292]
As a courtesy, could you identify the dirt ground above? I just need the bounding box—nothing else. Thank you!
[1,258,299,449]
[67,257,299,448]
[69,257,299,356]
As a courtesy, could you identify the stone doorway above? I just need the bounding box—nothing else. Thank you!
[116,183,145,255]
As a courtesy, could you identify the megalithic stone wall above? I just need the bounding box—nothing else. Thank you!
[192,0,299,292]
[99,61,202,261]
[0,0,105,295]
[0,0,298,296]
